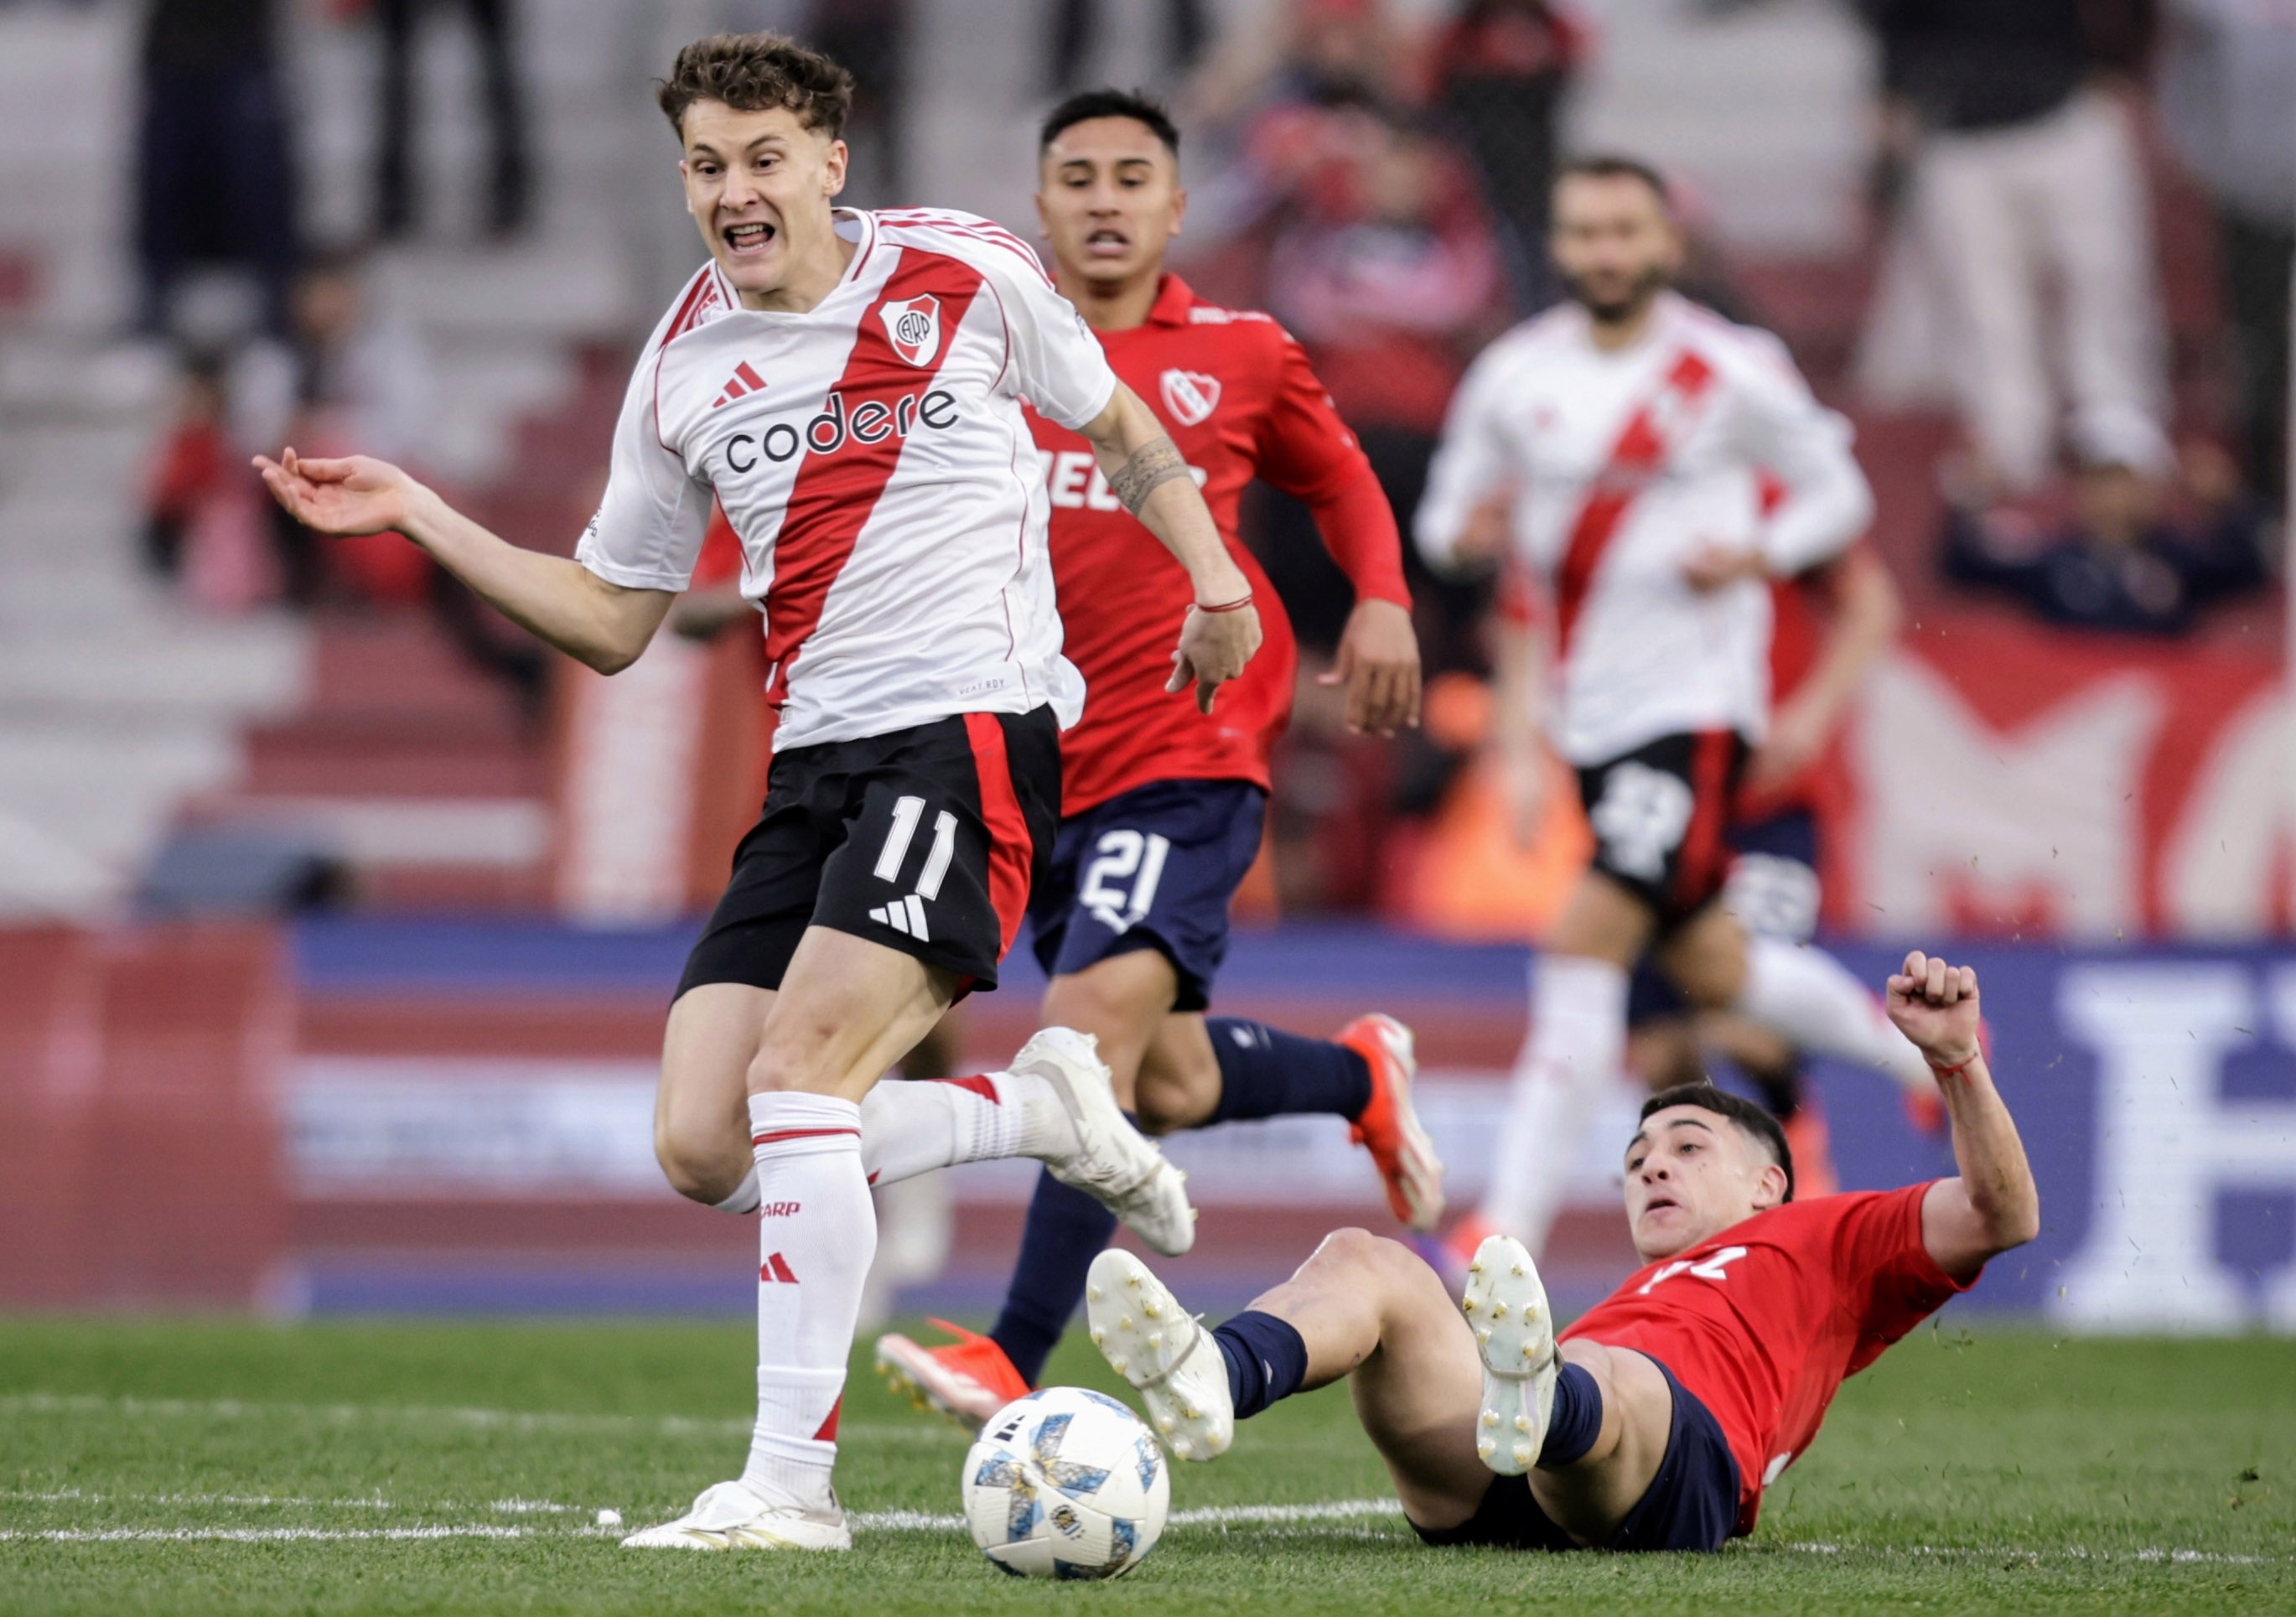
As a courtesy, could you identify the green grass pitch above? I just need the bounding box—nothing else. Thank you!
[0,1315,2288,1614]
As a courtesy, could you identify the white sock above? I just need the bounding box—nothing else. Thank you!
[713,1169,760,1215]
[858,1070,1078,1188]
[1480,955,1628,1257]
[741,1091,873,1515]
[1734,935,1931,1092]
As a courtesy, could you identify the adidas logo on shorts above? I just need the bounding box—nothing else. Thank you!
[870,894,931,940]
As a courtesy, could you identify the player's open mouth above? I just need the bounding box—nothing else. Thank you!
[1643,1194,1678,1215]
[723,220,776,257]
[1086,228,1130,257]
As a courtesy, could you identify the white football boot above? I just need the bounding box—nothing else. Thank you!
[1022,1027,1196,1257]
[1461,1232,1562,1475]
[618,1480,851,1551]
[1086,1248,1233,1462]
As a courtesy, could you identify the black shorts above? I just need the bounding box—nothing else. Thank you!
[1626,806,1821,1027]
[1410,1356,1742,1553]
[677,708,1060,1000]
[1576,731,1749,925]
[1027,779,1267,1013]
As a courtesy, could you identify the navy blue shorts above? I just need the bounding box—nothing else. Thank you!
[1027,779,1267,1013]
[1410,1356,1742,1552]
[1626,806,1822,1028]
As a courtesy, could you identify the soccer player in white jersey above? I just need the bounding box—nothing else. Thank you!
[1416,156,1937,1270]
[256,33,1263,1552]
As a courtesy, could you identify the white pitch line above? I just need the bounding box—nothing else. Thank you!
[0,1526,547,1544]
[851,1500,1404,1532]
[1781,1541,2276,1566]
[2,1490,393,1511]
[0,1392,749,1440]
[2,1514,2286,1564]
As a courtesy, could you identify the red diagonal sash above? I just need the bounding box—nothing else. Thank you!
[761,251,985,706]
[1552,350,1716,656]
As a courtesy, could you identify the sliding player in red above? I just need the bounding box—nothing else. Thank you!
[877,90,1442,1428]
[1088,951,2035,1552]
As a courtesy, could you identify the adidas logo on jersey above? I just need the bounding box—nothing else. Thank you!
[759,1253,799,1283]
[870,894,931,941]
[713,360,766,408]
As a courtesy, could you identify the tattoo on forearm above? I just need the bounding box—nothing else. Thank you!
[1109,438,1190,516]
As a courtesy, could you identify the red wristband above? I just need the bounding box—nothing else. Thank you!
[1194,592,1254,614]
[1927,1053,1979,1079]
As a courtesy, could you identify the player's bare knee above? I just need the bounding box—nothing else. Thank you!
[1302,1226,1413,1288]
[653,1117,737,1205]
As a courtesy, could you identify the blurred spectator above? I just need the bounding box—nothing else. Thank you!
[143,356,232,579]
[1859,0,2166,494]
[234,247,435,604]
[2159,0,2296,514]
[1249,99,1506,672]
[373,0,531,239]
[1428,0,1588,312]
[802,0,909,204]
[137,0,301,338]
[1183,0,1407,131]
[143,353,278,610]
[1047,0,1207,95]
[1941,427,2268,635]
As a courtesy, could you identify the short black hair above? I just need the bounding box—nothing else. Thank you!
[1637,1083,1794,1202]
[1039,87,1180,162]
[1557,153,1672,210]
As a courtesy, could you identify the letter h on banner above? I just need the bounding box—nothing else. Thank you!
[2055,962,2296,1331]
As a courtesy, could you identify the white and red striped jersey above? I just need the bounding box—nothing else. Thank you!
[1416,292,1872,764]
[576,208,1117,750]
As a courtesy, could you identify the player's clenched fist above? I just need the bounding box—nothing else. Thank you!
[1168,599,1262,714]
[253,448,420,537]
[1884,951,1982,1072]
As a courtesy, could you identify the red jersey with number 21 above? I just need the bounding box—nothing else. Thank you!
[1563,1182,1977,1536]
[1028,275,1407,815]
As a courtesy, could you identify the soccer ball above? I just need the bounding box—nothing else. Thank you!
[961,1386,1169,1579]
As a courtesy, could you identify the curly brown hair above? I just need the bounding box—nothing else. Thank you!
[655,33,853,140]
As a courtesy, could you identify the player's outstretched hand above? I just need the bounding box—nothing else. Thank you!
[252,448,417,537]
[1319,599,1422,736]
[1885,951,1981,1071]
[1169,600,1263,714]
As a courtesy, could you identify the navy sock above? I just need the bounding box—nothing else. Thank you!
[987,1169,1118,1386]
[1538,1362,1603,1467]
[1205,1018,1372,1124]
[1211,1309,1309,1419]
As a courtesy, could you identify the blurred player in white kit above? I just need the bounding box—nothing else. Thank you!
[1416,156,1938,1267]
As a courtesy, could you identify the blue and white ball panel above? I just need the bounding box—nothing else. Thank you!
[961,1386,1170,1579]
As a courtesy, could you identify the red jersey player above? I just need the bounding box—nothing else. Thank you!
[875,89,1442,1428]
[1086,951,2038,1550]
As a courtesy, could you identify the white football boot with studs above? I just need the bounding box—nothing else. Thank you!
[1024,1028,1197,1257]
[1085,1248,1233,1461]
[1460,1232,1562,1475]
[619,1480,851,1551]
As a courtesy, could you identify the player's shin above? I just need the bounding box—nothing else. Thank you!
[1734,934,1931,1091]
[744,1093,874,1515]
[991,1171,1118,1385]
[1478,956,1627,1256]
[1202,1018,1371,1122]
[857,1070,1068,1186]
